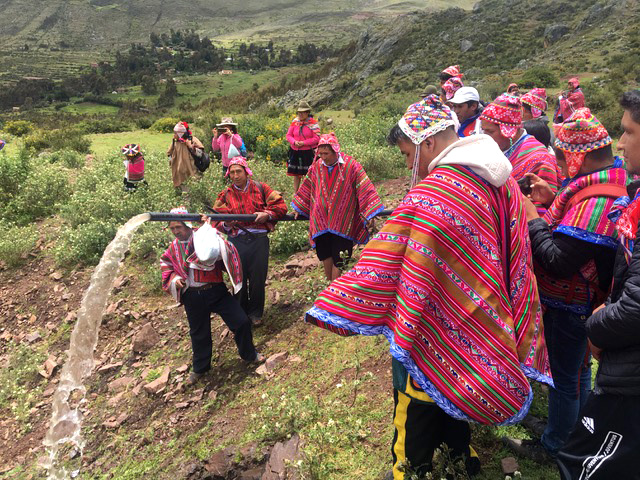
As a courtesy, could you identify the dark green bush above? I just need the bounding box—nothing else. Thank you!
[4,120,34,137]
[519,66,559,88]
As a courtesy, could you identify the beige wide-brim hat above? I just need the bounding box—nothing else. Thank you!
[216,116,238,127]
[296,100,312,112]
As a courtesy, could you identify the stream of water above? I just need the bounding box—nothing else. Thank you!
[42,213,151,479]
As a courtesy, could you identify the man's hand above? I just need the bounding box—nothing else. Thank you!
[526,173,555,208]
[254,212,270,224]
[293,212,300,220]
[588,339,603,361]
[175,277,186,289]
[365,217,375,229]
[201,214,211,225]
[521,194,540,221]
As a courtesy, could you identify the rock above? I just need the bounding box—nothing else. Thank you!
[176,364,189,373]
[265,352,289,371]
[485,43,495,54]
[189,389,204,403]
[112,275,129,290]
[544,24,570,45]
[144,366,170,395]
[392,63,415,76]
[97,362,123,374]
[220,328,231,341]
[501,457,519,475]
[460,39,473,52]
[204,450,234,477]
[262,434,301,480]
[43,386,56,397]
[208,390,218,401]
[28,314,37,323]
[102,413,128,429]
[132,323,160,353]
[25,332,41,343]
[107,392,125,407]
[175,402,190,409]
[181,461,205,479]
[107,376,135,393]
[50,271,63,281]
[255,364,270,376]
[39,355,58,378]
[289,355,302,363]
[240,467,264,480]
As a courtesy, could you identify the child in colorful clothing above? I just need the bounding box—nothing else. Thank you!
[505,108,628,462]
[121,144,146,191]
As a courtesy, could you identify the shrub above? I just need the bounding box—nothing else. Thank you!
[150,117,181,133]
[75,117,132,134]
[3,120,34,137]
[270,221,309,255]
[23,129,91,154]
[0,148,32,206]
[519,66,559,88]
[45,149,85,169]
[0,223,39,268]
[2,162,71,224]
[54,220,118,265]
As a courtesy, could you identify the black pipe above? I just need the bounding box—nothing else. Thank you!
[147,209,395,223]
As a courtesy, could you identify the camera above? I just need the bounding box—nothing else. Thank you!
[517,177,532,196]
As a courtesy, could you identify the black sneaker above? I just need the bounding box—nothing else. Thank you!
[502,437,554,464]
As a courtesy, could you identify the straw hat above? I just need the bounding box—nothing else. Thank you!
[296,100,312,112]
[216,117,238,127]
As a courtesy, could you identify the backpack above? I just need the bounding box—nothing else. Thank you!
[192,148,211,173]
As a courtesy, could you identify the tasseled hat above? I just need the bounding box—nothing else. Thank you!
[441,65,463,78]
[554,108,612,178]
[121,144,141,157]
[480,93,523,139]
[317,132,341,153]
[442,77,464,100]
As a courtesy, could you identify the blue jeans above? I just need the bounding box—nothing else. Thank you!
[541,307,592,455]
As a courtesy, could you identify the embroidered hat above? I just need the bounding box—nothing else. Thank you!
[568,77,580,88]
[317,132,341,153]
[521,88,548,118]
[554,107,612,178]
[398,95,458,189]
[399,95,458,145]
[225,157,254,177]
[169,206,193,228]
[442,77,464,100]
[442,65,463,78]
[173,122,187,133]
[480,93,523,139]
[121,144,141,156]
[507,83,519,93]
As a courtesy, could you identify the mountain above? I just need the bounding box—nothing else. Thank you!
[0,0,476,50]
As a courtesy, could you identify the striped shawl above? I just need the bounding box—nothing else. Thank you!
[292,154,384,246]
[306,165,551,425]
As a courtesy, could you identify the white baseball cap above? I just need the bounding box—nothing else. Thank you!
[449,87,480,104]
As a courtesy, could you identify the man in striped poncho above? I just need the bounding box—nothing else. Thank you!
[305,96,551,479]
[292,133,384,281]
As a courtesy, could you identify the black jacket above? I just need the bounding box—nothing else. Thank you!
[587,182,640,395]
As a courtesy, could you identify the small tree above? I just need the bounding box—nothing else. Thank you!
[141,75,158,95]
[157,78,177,107]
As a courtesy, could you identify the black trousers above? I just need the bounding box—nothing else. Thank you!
[557,392,640,480]
[181,284,257,373]
[391,390,480,479]
[228,234,269,319]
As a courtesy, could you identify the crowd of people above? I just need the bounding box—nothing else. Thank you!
[146,63,640,479]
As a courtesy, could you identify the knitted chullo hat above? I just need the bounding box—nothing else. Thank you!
[555,107,612,178]
[442,65,463,78]
[521,88,548,118]
[317,132,341,153]
[225,157,254,178]
[480,93,523,139]
[169,206,193,228]
[398,95,458,188]
[442,77,464,100]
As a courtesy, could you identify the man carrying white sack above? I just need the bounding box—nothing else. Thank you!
[160,207,264,385]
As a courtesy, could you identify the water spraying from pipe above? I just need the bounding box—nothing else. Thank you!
[42,213,151,479]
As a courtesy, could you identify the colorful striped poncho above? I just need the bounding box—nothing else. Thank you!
[536,158,628,313]
[506,133,560,214]
[160,232,243,303]
[306,161,551,425]
[292,154,384,246]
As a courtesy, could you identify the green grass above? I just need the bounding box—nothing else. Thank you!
[88,130,173,157]
[61,102,120,115]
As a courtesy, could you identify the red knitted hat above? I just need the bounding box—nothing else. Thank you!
[479,93,523,139]
[555,108,612,178]
[521,88,548,118]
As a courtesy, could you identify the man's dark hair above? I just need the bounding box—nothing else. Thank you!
[439,72,453,82]
[522,103,532,114]
[585,144,613,162]
[620,90,640,123]
[523,120,551,148]
[387,124,410,146]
